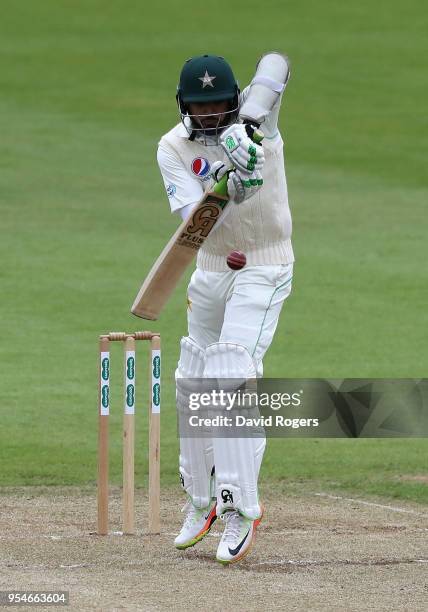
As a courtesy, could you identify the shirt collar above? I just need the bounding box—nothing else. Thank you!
[176,121,222,146]
[177,122,190,138]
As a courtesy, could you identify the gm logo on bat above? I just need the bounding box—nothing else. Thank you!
[187,204,221,237]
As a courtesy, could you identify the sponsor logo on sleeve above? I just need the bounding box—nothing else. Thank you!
[166,184,176,198]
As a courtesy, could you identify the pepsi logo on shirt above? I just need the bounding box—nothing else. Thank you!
[191,157,211,180]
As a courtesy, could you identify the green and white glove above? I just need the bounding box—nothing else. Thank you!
[220,124,265,174]
[211,161,263,204]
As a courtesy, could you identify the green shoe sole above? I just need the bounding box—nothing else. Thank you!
[175,526,212,550]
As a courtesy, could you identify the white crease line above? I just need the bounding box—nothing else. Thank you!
[1,523,427,543]
[164,532,221,538]
[314,493,428,518]
[256,559,317,566]
[253,558,428,567]
[0,535,81,541]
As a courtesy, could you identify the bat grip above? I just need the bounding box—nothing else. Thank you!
[213,172,229,197]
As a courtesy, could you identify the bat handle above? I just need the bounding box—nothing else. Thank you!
[213,172,230,197]
[246,126,264,144]
[213,127,264,197]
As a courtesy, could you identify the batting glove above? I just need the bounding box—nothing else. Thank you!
[211,161,263,204]
[220,124,265,174]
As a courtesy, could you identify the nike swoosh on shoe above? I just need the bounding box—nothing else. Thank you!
[228,528,250,556]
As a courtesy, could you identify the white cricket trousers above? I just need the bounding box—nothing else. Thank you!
[178,262,293,515]
[186,263,293,371]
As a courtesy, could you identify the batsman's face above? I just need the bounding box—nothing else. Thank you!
[188,100,230,129]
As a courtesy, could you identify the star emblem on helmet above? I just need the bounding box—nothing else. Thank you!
[198,70,216,88]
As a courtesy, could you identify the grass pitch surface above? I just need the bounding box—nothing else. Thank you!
[0,1,426,502]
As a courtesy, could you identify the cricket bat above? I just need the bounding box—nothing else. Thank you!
[131,128,263,320]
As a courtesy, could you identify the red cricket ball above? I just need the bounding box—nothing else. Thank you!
[227,250,247,270]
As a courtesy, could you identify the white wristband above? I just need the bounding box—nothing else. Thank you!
[251,75,285,93]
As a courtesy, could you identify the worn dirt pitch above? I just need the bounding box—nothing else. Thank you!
[0,486,427,611]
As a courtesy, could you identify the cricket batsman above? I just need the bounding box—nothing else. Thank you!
[157,52,294,563]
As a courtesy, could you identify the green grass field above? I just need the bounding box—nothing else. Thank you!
[0,1,426,503]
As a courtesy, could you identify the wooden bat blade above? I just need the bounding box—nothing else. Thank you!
[131,189,228,320]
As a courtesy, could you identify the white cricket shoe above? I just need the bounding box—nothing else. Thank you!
[174,499,217,550]
[216,507,263,565]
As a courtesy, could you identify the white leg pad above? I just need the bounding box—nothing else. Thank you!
[176,337,214,508]
[204,342,265,520]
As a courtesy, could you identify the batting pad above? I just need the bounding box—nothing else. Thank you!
[204,342,264,520]
[176,336,214,508]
